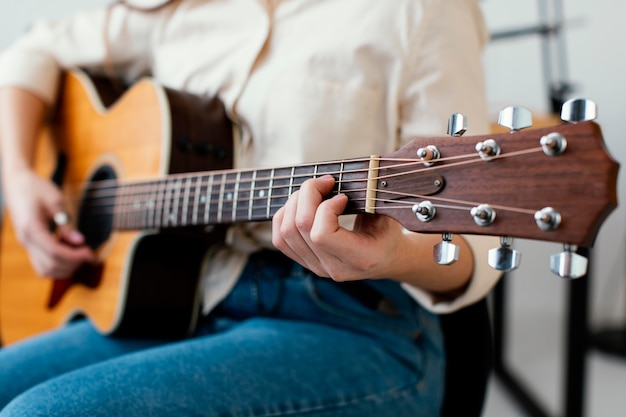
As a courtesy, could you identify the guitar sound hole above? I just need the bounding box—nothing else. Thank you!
[77,165,116,250]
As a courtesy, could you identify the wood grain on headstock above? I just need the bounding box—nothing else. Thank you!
[375,121,618,247]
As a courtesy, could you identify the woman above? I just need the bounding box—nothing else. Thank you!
[0,1,499,415]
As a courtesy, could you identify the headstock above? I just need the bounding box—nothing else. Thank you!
[375,99,619,278]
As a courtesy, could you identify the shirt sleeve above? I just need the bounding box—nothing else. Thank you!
[397,0,502,313]
[398,0,490,141]
[0,3,158,104]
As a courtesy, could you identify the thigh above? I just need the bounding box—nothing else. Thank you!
[2,317,439,417]
[0,320,168,410]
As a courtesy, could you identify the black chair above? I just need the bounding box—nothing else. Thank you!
[440,298,493,417]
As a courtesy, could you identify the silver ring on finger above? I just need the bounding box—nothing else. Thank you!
[53,211,70,227]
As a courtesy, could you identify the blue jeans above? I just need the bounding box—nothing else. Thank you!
[0,250,445,416]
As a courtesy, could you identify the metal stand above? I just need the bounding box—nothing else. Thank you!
[492,248,591,417]
[592,328,626,358]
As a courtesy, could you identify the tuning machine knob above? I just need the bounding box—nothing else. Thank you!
[447,113,467,137]
[561,98,597,123]
[488,236,521,272]
[498,106,533,132]
[550,244,588,279]
[434,233,459,265]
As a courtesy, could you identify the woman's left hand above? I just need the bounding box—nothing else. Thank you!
[272,175,407,282]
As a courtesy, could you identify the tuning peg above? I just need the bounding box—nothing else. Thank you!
[549,244,588,279]
[434,233,459,265]
[447,113,467,137]
[488,236,521,272]
[560,98,597,123]
[416,145,441,166]
[412,200,436,222]
[498,106,532,132]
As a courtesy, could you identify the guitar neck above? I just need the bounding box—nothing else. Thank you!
[109,159,372,230]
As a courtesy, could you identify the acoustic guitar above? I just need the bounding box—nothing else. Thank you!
[0,70,619,345]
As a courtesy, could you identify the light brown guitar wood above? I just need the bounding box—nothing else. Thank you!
[0,71,167,344]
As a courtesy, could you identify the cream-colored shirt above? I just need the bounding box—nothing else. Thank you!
[0,0,500,315]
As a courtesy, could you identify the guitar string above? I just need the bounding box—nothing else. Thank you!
[61,151,476,200]
[59,146,545,225]
[65,146,545,226]
[66,145,543,198]
[59,146,541,202]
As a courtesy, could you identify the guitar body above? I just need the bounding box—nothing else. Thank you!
[0,70,233,345]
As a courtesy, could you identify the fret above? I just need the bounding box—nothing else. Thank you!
[235,170,254,222]
[112,184,123,230]
[232,171,241,222]
[146,180,158,228]
[121,185,131,229]
[139,183,151,228]
[133,183,144,229]
[139,183,150,228]
[192,175,202,225]
[316,162,338,176]
[217,173,227,224]
[115,184,125,229]
[251,169,270,221]
[162,180,175,227]
[315,162,340,194]
[203,174,214,225]
[338,161,344,194]
[288,166,295,196]
[341,159,370,213]
[104,156,375,232]
[129,183,140,228]
[172,179,182,227]
[182,176,192,226]
[222,172,238,223]
[247,170,257,221]
[109,158,372,231]
[154,179,166,228]
[266,168,275,219]
[270,167,292,215]
[292,165,316,195]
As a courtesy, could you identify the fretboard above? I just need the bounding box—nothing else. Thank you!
[106,159,371,230]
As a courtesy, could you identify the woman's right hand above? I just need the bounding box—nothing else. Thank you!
[3,169,94,278]
[0,86,95,279]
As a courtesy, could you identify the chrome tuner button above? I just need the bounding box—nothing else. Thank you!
[488,236,521,272]
[534,207,562,231]
[561,98,597,123]
[470,204,496,226]
[540,132,567,156]
[475,139,501,161]
[550,244,588,279]
[447,113,467,137]
[434,233,459,265]
[412,201,436,222]
[498,106,532,131]
[416,145,440,167]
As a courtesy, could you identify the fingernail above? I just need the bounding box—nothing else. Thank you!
[66,230,85,242]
